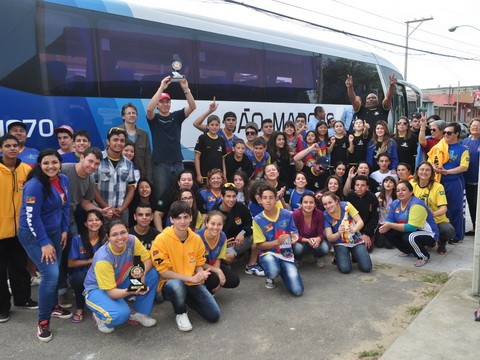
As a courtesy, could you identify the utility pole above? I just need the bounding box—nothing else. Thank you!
[404,17,433,81]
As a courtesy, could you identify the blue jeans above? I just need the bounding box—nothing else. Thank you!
[59,219,78,296]
[334,244,372,274]
[161,279,220,323]
[68,270,87,310]
[152,161,184,203]
[293,240,330,261]
[259,253,304,296]
[84,268,159,328]
[18,228,62,322]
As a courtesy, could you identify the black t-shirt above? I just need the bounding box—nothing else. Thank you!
[194,133,226,177]
[212,202,253,239]
[355,104,390,137]
[345,190,379,236]
[129,226,160,251]
[395,134,418,171]
[301,165,328,192]
[348,133,370,166]
[329,135,350,166]
[224,152,254,182]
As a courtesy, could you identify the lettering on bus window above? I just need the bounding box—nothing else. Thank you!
[1,119,54,138]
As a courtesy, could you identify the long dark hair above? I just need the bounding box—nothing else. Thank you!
[26,148,62,196]
[377,176,397,204]
[233,169,250,206]
[81,209,106,259]
[266,131,290,163]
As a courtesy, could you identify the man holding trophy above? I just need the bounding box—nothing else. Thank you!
[146,60,196,204]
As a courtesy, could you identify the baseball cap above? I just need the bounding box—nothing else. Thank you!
[7,121,27,132]
[159,93,171,100]
[245,122,259,132]
[54,125,74,136]
[315,155,330,169]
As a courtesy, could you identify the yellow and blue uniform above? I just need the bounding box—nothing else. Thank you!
[83,235,159,328]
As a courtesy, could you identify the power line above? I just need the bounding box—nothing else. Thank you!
[224,0,479,61]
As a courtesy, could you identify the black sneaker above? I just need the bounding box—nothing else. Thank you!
[37,320,52,342]
[15,299,38,309]
[0,311,10,323]
[51,305,72,319]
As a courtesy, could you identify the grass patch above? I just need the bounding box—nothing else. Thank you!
[421,272,449,284]
[358,349,380,358]
[407,306,423,315]
[421,289,438,297]
[374,263,392,270]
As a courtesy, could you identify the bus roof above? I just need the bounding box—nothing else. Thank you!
[44,0,400,73]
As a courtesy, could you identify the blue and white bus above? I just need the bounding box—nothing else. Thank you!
[0,0,421,164]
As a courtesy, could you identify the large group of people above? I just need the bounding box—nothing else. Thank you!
[1,73,479,341]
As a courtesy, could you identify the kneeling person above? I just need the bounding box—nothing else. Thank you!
[83,219,159,333]
[150,201,220,332]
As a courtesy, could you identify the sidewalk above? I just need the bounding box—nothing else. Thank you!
[374,234,479,360]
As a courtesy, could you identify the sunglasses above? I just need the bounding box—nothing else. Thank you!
[245,131,256,135]
[398,122,409,126]
[108,126,127,135]
[443,131,455,136]
[430,128,437,132]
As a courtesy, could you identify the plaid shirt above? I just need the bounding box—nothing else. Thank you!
[94,150,135,208]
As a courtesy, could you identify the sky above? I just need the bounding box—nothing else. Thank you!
[129,0,480,90]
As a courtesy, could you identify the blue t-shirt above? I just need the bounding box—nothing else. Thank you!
[286,188,314,211]
[68,234,101,274]
[461,136,480,184]
[148,109,186,163]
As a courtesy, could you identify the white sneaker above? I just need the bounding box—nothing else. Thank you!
[129,311,156,327]
[265,278,276,289]
[315,257,326,268]
[31,272,41,286]
[92,312,114,333]
[176,312,193,332]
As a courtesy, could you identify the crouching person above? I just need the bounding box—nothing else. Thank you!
[83,219,159,333]
[253,185,304,296]
[150,201,220,332]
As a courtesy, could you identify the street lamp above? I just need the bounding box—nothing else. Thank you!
[404,17,433,81]
[449,24,480,32]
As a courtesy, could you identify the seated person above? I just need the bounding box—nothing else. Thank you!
[292,193,330,268]
[322,192,372,274]
[253,185,304,296]
[195,211,240,293]
[68,210,105,323]
[212,184,263,276]
[129,203,160,251]
[83,219,159,333]
[150,201,220,332]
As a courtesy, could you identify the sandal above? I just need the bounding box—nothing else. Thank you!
[474,309,480,322]
[398,252,411,257]
[414,259,427,267]
[72,311,84,323]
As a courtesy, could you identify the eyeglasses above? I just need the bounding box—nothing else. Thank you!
[430,128,437,132]
[224,182,236,188]
[443,131,454,136]
[245,131,256,135]
[180,196,193,201]
[109,229,128,238]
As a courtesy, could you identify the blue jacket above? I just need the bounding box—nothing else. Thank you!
[366,139,398,170]
[19,174,70,247]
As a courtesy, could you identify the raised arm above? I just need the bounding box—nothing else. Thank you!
[293,143,319,171]
[179,79,196,117]
[192,101,219,132]
[146,76,171,120]
[345,75,362,112]
[381,74,397,110]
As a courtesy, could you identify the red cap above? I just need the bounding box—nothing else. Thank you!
[159,93,171,100]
